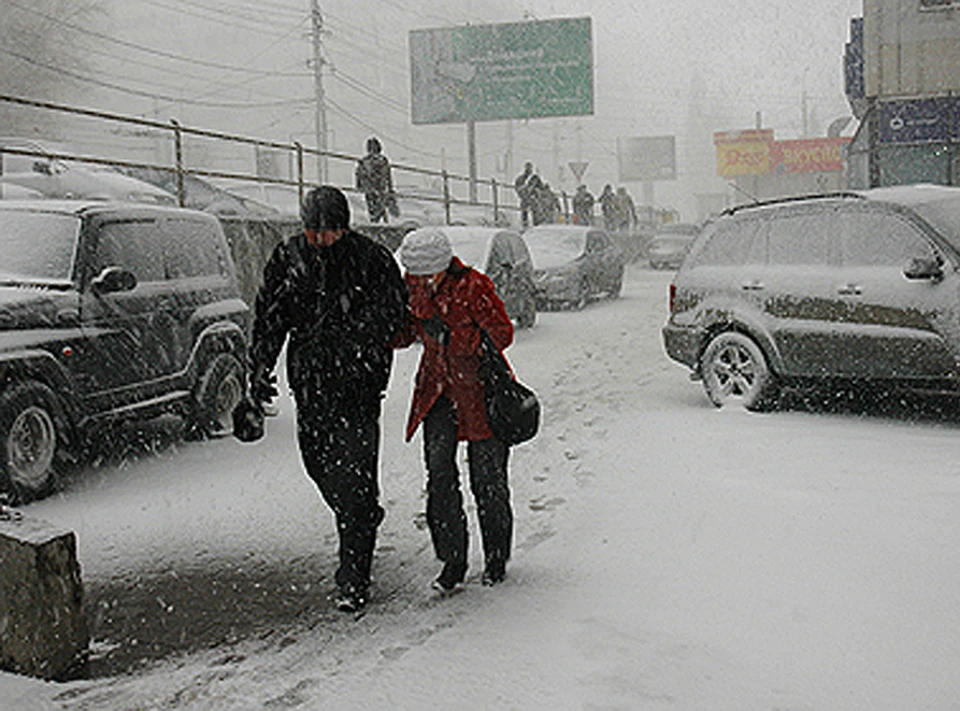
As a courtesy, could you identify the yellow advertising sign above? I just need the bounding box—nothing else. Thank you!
[715,139,772,178]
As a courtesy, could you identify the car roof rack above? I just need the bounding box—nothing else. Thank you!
[721,191,866,217]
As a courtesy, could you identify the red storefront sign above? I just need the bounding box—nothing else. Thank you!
[771,137,851,174]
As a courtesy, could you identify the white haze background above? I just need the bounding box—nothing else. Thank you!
[85,0,864,221]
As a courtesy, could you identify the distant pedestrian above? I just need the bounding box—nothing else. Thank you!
[615,187,637,233]
[392,227,516,593]
[531,178,559,226]
[237,185,406,613]
[356,137,395,223]
[572,184,595,225]
[599,184,616,232]
[514,161,537,228]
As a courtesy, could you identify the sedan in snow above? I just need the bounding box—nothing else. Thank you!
[524,224,625,310]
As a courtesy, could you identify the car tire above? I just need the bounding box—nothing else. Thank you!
[572,278,590,310]
[608,269,624,299]
[185,353,245,440]
[0,381,70,504]
[700,331,778,411]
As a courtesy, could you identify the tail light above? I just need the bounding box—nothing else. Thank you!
[668,282,677,313]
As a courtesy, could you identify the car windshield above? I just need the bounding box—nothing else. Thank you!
[524,229,586,269]
[911,199,960,254]
[652,236,693,249]
[0,211,80,281]
[447,233,492,271]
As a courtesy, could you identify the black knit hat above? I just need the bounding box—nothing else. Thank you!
[301,186,350,230]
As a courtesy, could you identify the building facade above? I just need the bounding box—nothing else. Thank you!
[847,0,960,187]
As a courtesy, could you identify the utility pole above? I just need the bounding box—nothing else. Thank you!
[310,0,327,183]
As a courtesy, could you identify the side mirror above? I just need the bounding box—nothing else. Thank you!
[32,161,52,175]
[91,266,137,295]
[904,255,944,282]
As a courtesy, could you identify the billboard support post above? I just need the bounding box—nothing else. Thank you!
[468,120,477,203]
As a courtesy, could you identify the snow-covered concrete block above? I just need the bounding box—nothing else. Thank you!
[0,512,88,680]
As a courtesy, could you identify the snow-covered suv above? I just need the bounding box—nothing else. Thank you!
[663,185,960,410]
[0,201,250,503]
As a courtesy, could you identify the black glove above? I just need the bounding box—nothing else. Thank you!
[421,315,450,346]
[251,365,279,403]
[232,396,265,443]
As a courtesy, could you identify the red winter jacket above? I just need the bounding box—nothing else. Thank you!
[392,257,514,442]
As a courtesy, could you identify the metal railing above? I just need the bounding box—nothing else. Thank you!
[0,93,544,226]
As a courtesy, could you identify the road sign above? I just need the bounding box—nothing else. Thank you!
[410,17,594,125]
[568,161,589,182]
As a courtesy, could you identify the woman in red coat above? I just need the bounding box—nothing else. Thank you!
[394,227,515,591]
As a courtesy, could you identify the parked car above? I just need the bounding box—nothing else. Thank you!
[647,222,700,270]
[116,168,278,217]
[0,138,177,205]
[0,200,250,503]
[440,226,537,328]
[524,224,625,309]
[210,179,302,217]
[0,183,44,200]
[662,185,960,410]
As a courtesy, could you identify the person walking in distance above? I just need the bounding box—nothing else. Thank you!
[572,184,595,226]
[392,227,516,593]
[237,185,406,613]
[514,161,537,228]
[599,184,617,232]
[355,137,394,223]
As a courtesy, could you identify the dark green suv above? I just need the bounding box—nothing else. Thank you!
[0,201,250,502]
[663,186,960,410]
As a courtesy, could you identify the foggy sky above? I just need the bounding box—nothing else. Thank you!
[100,0,863,220]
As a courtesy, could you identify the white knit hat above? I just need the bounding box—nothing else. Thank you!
[398,227,453,275]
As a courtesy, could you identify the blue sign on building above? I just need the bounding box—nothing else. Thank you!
[879,96,959,144]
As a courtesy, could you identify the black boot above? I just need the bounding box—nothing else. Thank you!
[482,558,506,586]
[432,560,467,593]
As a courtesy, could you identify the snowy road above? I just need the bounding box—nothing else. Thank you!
[6,264,960,709]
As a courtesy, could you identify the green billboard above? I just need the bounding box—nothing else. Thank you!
[410,17,594,125]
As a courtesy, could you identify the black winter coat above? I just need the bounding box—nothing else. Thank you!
[250,229,406,407]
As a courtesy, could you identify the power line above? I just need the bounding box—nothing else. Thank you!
[79,43,308,89]
[149,0,306,23]
[326,97,443,160]
[331,70,408,113]
[6,0,303,76]
[134,0,301,39]
[0,47,313,109]
[180,18,313,103]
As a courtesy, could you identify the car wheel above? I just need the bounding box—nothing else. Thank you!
[700,331,778,411]
[186,353,245,440]
[0,382,69,504]
[572,278,590,310]
[608,269,624,299]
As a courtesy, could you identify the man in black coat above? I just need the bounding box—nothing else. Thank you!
[514,161,536,228]
[242,185,406,612]
[572,184,595,226]
[355,137,394,223]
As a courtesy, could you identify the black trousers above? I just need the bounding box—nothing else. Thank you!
[422,396,512,572]
[365,192,387,223]
[296,395,384,595]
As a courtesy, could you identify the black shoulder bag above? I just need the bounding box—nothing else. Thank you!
[478,329,540,446]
